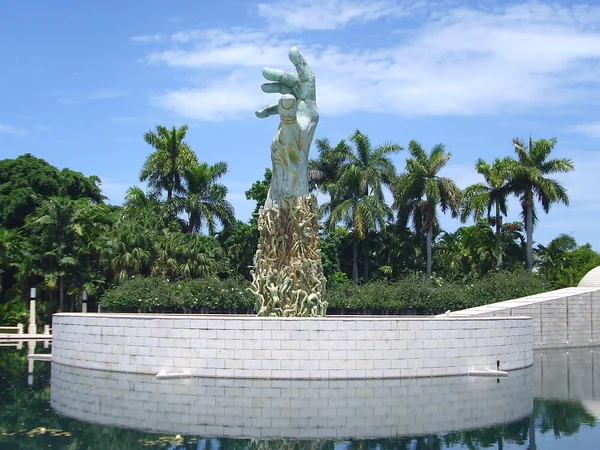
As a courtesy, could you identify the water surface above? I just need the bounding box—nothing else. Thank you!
[1,343,599,449]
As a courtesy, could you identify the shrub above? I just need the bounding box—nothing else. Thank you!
[100,269,552,315]
[99,276,255,314]
[326,269,551,315]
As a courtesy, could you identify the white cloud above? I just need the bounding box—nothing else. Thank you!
[131,33,165,43]
[567,122,600,139]
[0,123,27,136]
[151,71,264,121]
[257,0,424,31]
[142,1,600,121]
[147,29,292,67]
[58,89,128,105]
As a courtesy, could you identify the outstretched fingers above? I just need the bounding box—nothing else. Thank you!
[261,82,294,95]
[255,104,279,119]
[262,68,298,88]
[289,47,315,100]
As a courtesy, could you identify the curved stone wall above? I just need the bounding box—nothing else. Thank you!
[51,363,533,439]
[52,313,533,379]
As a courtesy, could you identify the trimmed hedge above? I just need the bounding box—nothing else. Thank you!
[99,276,255,314]
[326,269,552,315]
[100,269,551,315]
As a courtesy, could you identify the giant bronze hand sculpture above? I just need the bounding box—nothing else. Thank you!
[250,48,327,318]
[256,47,319,207]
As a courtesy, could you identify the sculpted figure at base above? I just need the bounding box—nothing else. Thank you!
[250,48,327,317]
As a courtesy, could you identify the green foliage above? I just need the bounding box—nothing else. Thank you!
[245,168,272,219]
[434,221,526,281]
[323,130,402,284]
[392,140,461,276]
[319,227,347,283]
[0,298,28,325]
[510,137,575,269]
[536,236,600,288]
[99,276,255,313]
[139,125,198,200]
[0,154,104,229]
[326,269,551,314]
[217,220,258,279]
[101,205,225,285]
[179,161,235,234]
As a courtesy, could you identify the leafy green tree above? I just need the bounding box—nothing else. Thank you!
[324,130,402,284]
[0,227,23,300]
[139,125,198,200]
[245,168,272,220]
[0,153,103,228]
[535,234,577,287]
[460,157,515,270]
[319,226,348,284]
[371,223,423,278]
[181,161,235,234]
[217,170,274,280]
[435,221,526,281]
[393,141,461,276]
[511,137,574,269]
[23,197,112,311]
[536,235,600,288]
[218,220,258,279]
[564,243,600,286]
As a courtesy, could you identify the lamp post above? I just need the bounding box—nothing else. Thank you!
[28,288,37,335]
[82,290,88,313]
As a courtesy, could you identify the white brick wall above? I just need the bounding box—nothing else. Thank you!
[52,314,533,379]
[51,361,533,439]
[449,287,600,349]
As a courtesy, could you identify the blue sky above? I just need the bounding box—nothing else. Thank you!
[2,0,600,249]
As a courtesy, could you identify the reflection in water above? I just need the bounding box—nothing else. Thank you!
[2,346,600,448]
[0,337,51,385]
[51,363,533,439]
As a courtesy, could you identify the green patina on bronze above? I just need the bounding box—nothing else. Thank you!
[250,48,327,317]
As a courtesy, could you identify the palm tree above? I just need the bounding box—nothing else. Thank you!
[510,137,574,269]
[392,141,461,276]
[308,138,350,205]
[152,230,224,279]
[0,227,23,299]
[123,186,161,210]
[325,130,402,284]
[181,162,235,235]
[102,210,154,284]
[30,197,80,310]
[139,125,198,200]
[460,157,515,270]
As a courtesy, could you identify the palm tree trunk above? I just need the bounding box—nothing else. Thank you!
[59,275,64,311]
[426,229,432,276]
[495,202,503,272]
[352,241,359,285]
[526,195,534,270]
[362,243,369,283]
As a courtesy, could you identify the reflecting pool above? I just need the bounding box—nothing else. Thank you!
[1,343,599,449]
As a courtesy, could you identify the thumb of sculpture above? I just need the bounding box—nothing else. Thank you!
[278,94,297,122]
